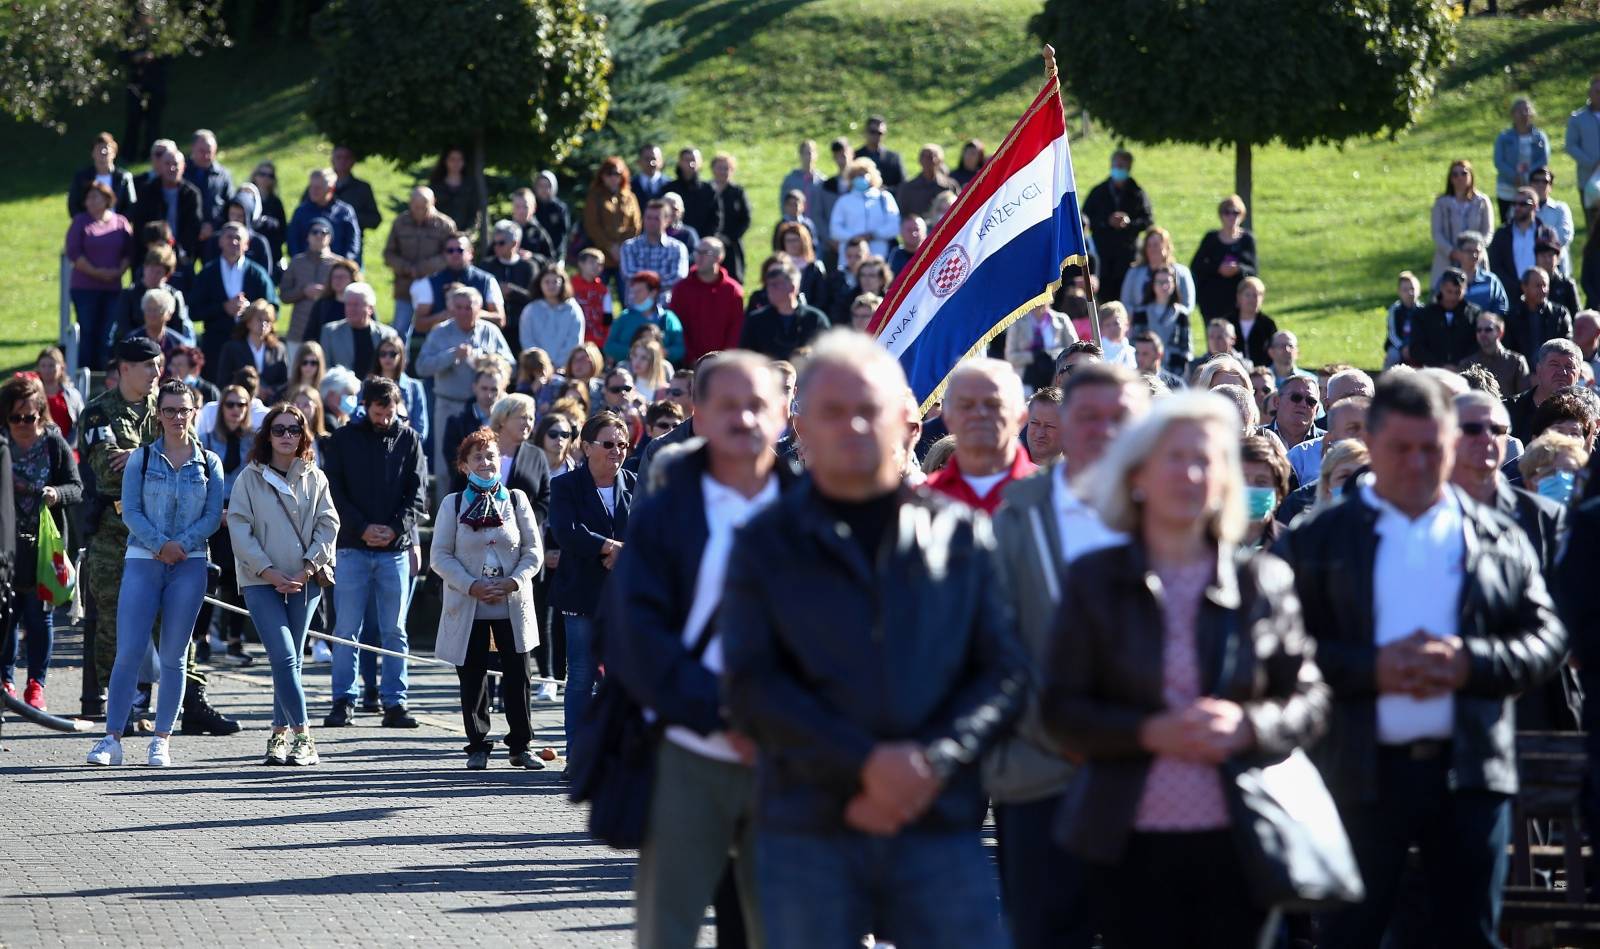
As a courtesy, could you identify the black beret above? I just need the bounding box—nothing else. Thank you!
[116,337,163,363]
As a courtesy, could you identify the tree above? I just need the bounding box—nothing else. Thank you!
[1031,0,1457,223]
[0,0,225,131]
[307,0,611,237]
[562,0,683,180]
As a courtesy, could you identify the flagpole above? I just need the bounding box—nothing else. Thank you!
[1043,44,1103,349]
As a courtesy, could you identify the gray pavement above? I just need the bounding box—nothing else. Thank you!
[0,626,685,947]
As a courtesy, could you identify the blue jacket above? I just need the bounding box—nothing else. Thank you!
[189,257,277,378]
[548,464,635,616]
[1493,126,1551,197]
[287,197,361,264]
[603,305,684,364]
[121,437,225,557]
[395,373,428,445]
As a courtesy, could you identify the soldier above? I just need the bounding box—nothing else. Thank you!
[79,337,238,735]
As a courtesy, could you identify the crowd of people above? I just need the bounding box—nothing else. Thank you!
[2,74,1598,947]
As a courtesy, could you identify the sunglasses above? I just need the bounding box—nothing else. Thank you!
[607,384,633,394]
[1285,392,1319,407]
[446,247,466,255]
[8,413,39,425]
[593,439,629,451]
[378,350,400,359]
[159,406,195,418]
[222,400,247,410]
[546,429,572,440]
[270,424,304,438]
[1460,421,1509,437]
[300,359,320,367]
[1220,208,1242,216]
[666,387,687,398]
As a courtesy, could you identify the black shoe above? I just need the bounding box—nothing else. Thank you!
[360,686,381,713]
[381,705,419,729]
[323,700,355,728]
[225,642,256,667]
[180,685,241,736]
[195,640,212,663]
[80,697,104,720]
[508,750,545,770]
[466,750,489,770]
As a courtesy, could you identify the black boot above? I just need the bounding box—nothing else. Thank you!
[360,685,381,713]
[180,681,241,735]
[323,700,355,727]
[382,705,419,729]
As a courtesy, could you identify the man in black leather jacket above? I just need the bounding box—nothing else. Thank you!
[1282,373,1567,949]
[721,330,1027,949]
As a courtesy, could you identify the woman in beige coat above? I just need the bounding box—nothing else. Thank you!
[433,427,545,770]
[227,404,340,767]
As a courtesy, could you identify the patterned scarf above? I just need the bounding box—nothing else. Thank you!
[459,471,510,529]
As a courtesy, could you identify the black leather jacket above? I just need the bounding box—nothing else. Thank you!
[1281,488,1567,803]
[721,483,1029,835]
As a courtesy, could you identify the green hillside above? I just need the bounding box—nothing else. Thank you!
[1,2,1595,371]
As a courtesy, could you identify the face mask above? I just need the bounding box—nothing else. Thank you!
[339,394,357,417]
[851,176,870,193]
[1537,469,1576,505]
[638,295,657,311]
[467,471,499,491]
[182,374,198,386]
[1109,167,1130,183]
[1245,486,1278,520]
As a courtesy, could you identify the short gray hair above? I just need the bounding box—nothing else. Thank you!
[309,166,335,184]
[344,281,377,308]
[1537,338,1583,366]
[946,357,1024,410]
[1420,367,1468,396]
[1211,383,1259,430]
[141,287,176,317]
[492,220,520,245]
[1455,389,1510,425]
[447,285,483,309]
[1086,391,1248,545]
[192,128,217,148]
[1326,368,1375,404]
[1455,230,1487,251]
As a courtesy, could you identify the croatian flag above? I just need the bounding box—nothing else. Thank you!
[869,75,1088,410]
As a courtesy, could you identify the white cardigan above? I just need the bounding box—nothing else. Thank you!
[430,489,544,665]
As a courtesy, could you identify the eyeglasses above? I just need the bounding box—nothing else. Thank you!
[159,406,195,419]
[378,350,400,359]
[607,384,633,394]
[1285,392,1319,407]
[8,413,39,425]
[446,247,466,255]
[270,424,304,438]
[666,387,687,398]
[1460,421,1509,437]
[222,400,247,410]
[593,439,629,451]
[546,429,572,440]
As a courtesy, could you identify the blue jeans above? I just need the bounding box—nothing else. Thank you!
[563,613,597,754]
[995,794,1096,948]
[3,590,52,684]
[1321,747,1511,949]
[330,548,410,707]
[392,299,415,342]
[243,585,322,728]
[756,830,1009,949]
[107,558,208,735]
[71,288,120,371]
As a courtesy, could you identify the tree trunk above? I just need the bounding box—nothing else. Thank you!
[1235,140,1253,231]
[472,130,489,240]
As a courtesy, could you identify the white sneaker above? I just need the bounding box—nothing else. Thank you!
[86,735,123,766]
[312,640,333,663]
[535,681,557,702]
[147,736,171,767]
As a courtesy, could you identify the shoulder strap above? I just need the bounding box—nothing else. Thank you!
[266,474,314,560]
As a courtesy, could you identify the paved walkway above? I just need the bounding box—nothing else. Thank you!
[0,627,677,947]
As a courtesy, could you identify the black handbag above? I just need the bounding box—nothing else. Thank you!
[1215,604,1365,912]
[566,600,720,851]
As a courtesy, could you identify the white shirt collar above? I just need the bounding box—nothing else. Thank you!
[1361,481,1462,527]
[703,472,780,512]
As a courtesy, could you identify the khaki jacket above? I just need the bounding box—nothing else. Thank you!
[382,209,457,300]
[432,489,544,665]
[226,459,340,588]
[279,250,339,343]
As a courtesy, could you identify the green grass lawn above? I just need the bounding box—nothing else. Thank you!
[1,2,1595,372]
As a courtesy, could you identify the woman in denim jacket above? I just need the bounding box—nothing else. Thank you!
[87,379,225,768]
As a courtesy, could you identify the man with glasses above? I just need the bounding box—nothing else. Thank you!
[480,220,540,345]
[1459,311,1529,396]
[322,377,429,729]
[1529,167,1576,276]
[738,258,829,360]
[665,370,695,417]
[1051,340,1103,389]
[855,115,905,189]
[280,216,339,348]
[1267,375,1323,449]
[381,186,457,340]
[620,199,690,301]
[672,237,745,364]
[416,286,514,479]
[1265,329,1316,387]
[287,167,361,265]
[410,232,504,334]
[190,221,276,380]
[1488,187,1557,301]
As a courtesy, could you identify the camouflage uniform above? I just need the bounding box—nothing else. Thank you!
[79,386,159,689]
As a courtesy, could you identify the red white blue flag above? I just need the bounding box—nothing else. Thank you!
[869,75,1088,410]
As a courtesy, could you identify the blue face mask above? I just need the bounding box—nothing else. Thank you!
[638,294,657,312]
[467,471,500,491]
[339,394,357,417]
[1109,166,1130,183]
[1245,486,1278,520]
[1537,469,1576,504]
[182,374,199,386]
[851,176,870,193]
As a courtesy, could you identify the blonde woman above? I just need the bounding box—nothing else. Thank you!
[629,339,672,402]
[291,340,329,394]
[1431,159,1496,284]
[559,342,605,404]
[1120,226,1196,310]
[826,157,901,269]
[1519,431,1588,504]
[1315,439,1370,509]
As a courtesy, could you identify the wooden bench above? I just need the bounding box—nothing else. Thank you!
[1505,732,1600,948]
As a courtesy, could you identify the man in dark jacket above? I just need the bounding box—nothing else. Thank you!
[1407,268,1481,367]
[1080,149,1153,304]
[855,115,905,190]
[738,260,830,360]
[1282,372,1566,949]
[609,353,795,946]
[1505,338,1583,443]
[189,222,277,378]
[131,149,205,282]
[1557,496,1600,882]
[666,148,721,242]
[721,330,1027,949]
[321,378,428,729]
[1486,188,1556,304]
[1504,265,1575,362]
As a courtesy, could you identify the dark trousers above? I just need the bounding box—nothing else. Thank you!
[1322,746,1511,949]
[532,572,565,681]
[1096,829,1276,949]
[455,619,531,755]
[994,794,1095,948]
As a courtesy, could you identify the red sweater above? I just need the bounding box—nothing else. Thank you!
[671,268,746,364]
[924,449,1038,515]
[571,275,612,347]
